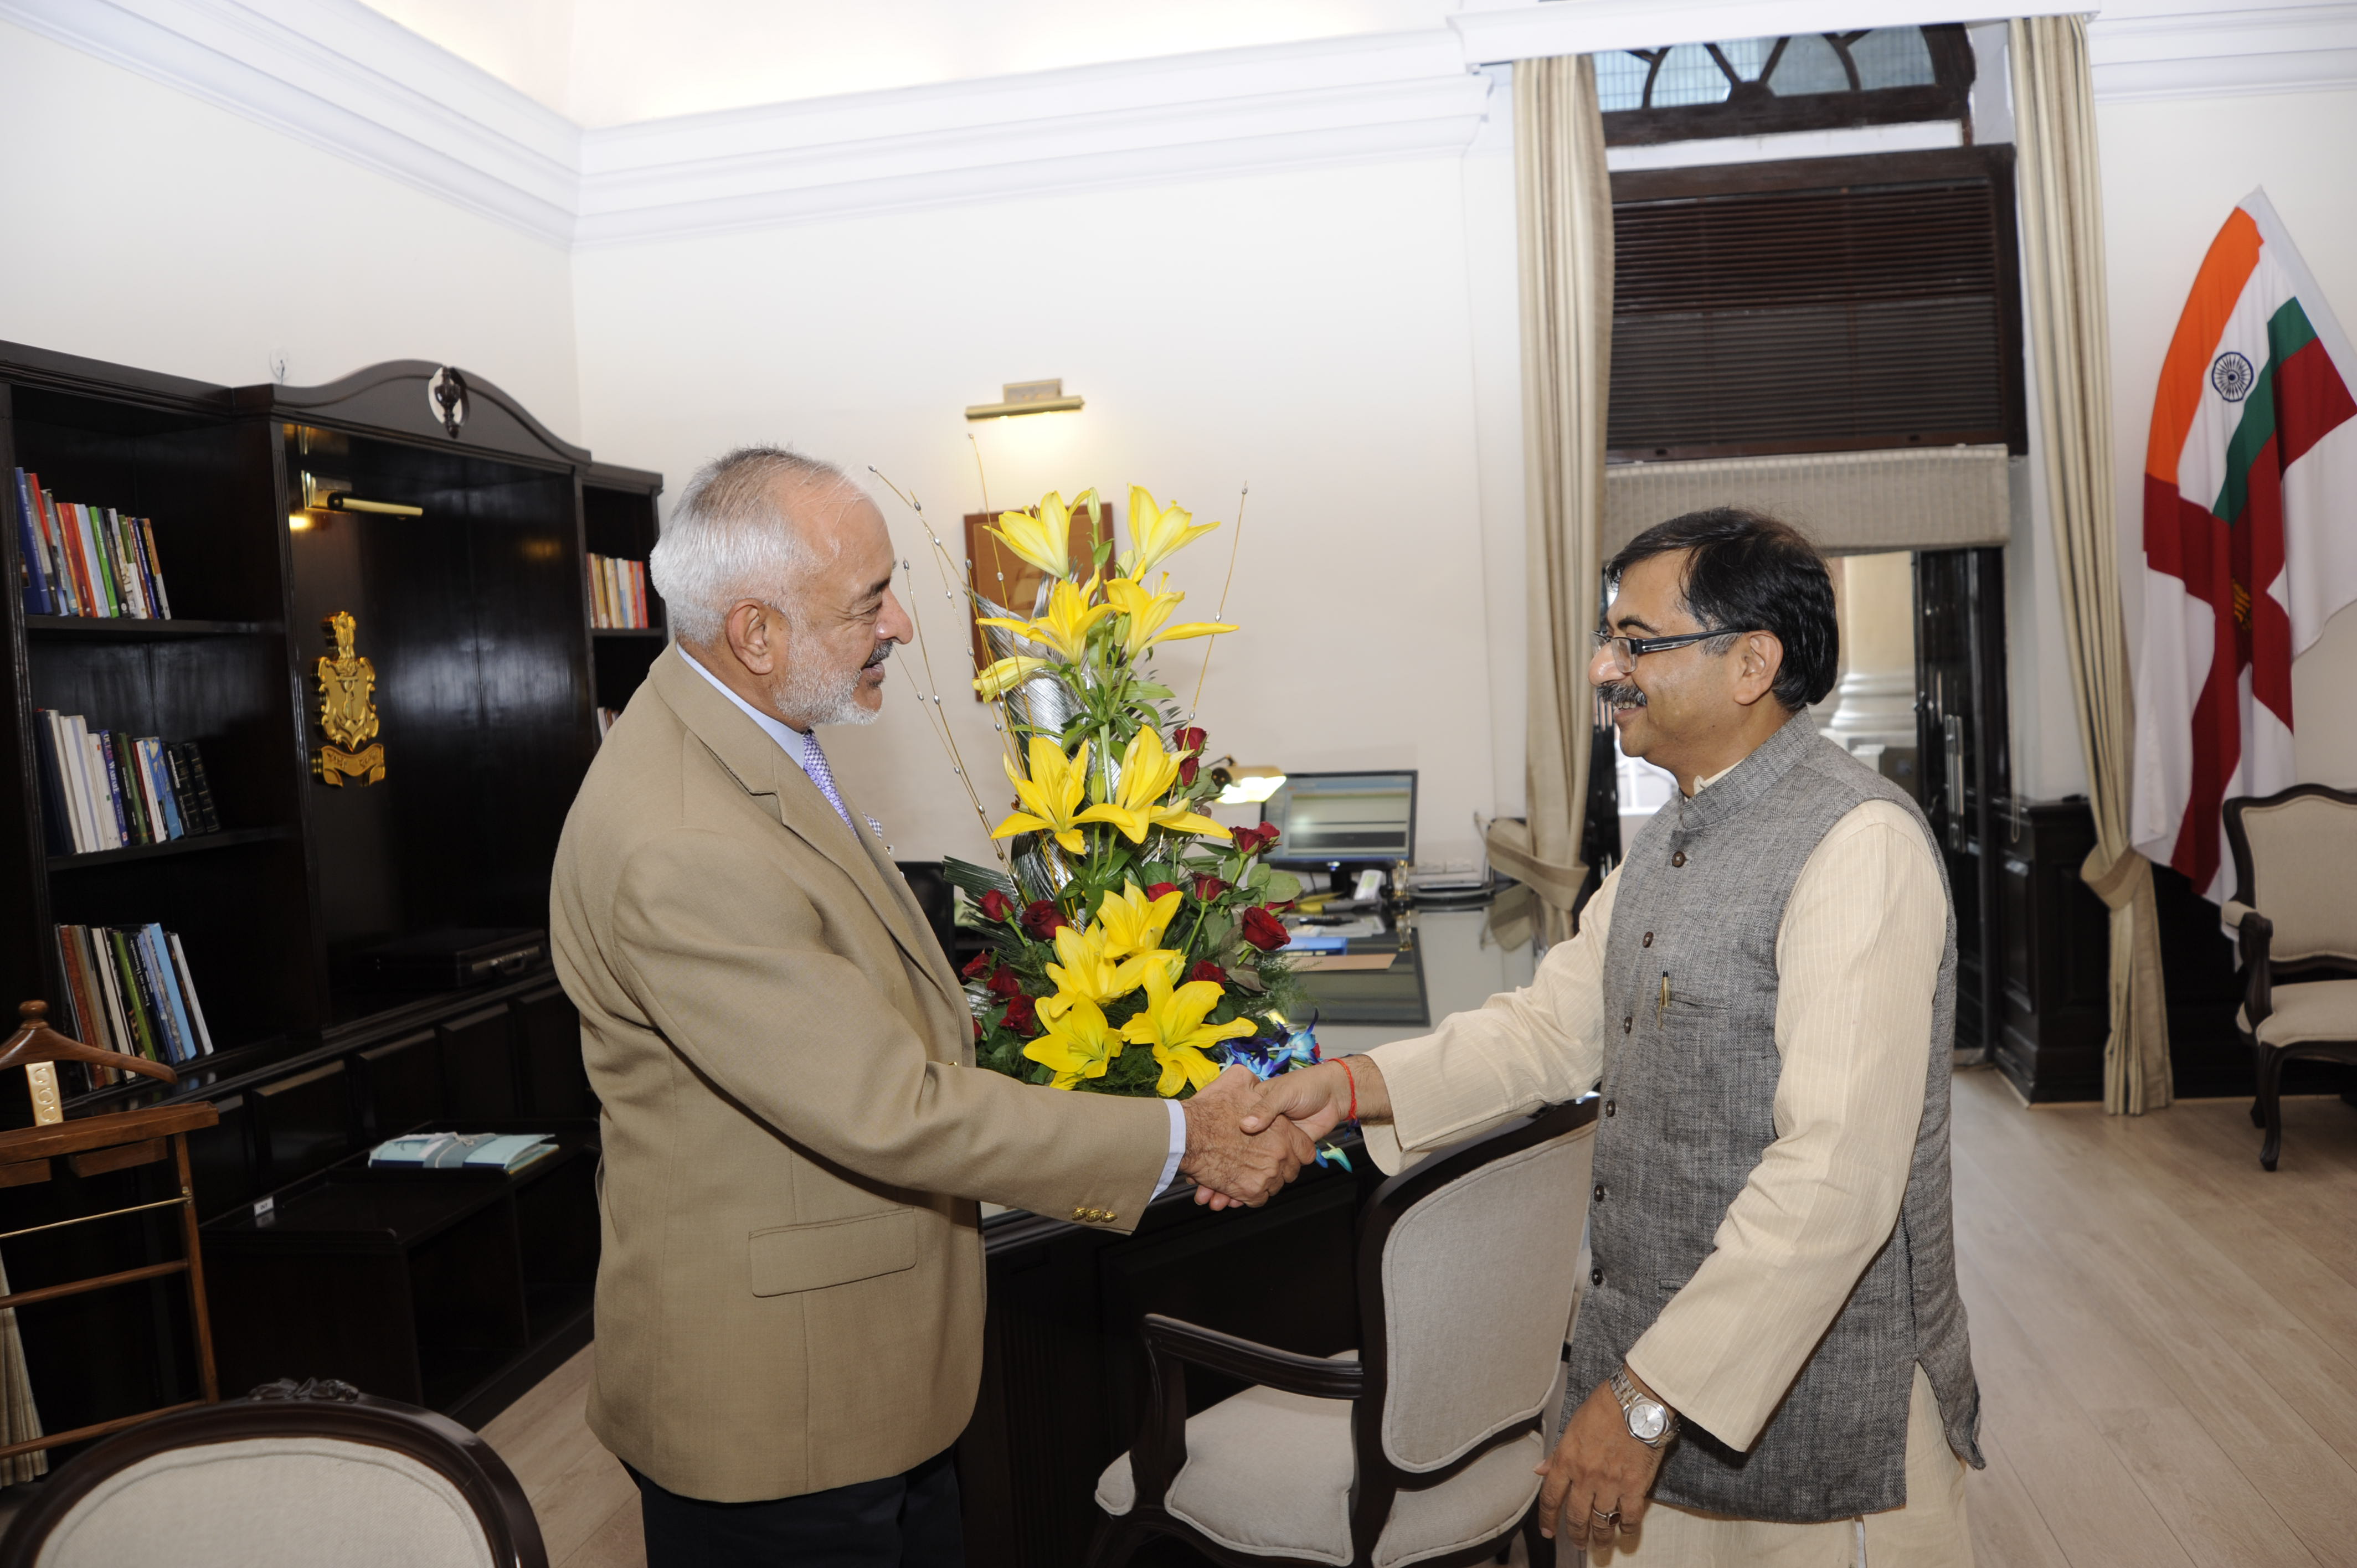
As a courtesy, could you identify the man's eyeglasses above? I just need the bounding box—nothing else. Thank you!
[1591,627,1751,677]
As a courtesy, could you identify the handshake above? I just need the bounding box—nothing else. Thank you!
[1174,1056,1392,1209]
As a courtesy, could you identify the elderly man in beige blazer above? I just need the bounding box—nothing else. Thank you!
[550,445,1309,1567]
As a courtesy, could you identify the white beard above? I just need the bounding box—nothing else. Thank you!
[772,635,887,728]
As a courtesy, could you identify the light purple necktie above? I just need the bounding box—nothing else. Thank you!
[799,731,886,845]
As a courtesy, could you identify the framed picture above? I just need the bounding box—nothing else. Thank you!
[961,501,1112,694]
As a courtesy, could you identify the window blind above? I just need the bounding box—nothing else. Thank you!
[1608,148,2025,460]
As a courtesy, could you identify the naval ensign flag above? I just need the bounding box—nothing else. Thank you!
[2130,190,2357,903]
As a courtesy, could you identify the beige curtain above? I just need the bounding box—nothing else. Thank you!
[2011,16,2172,1115]
[1488,54,1613,947]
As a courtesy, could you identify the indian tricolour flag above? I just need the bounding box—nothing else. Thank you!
[2130,189,2357,903]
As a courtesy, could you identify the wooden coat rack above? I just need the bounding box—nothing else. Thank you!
[0,1001,220,1461]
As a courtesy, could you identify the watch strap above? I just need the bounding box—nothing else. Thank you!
[1610,1365,1679,1448]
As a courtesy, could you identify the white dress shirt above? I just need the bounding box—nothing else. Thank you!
[678,647,1188,1195]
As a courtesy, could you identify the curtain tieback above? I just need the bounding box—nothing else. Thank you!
[1484,819,1587,909]
[2081,843,2152,911]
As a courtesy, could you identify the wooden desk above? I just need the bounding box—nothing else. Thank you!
[959,1143,1382,1567]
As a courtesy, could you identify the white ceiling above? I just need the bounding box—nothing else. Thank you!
[357,0,1459,127]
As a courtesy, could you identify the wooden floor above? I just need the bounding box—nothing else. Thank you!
[477,1068,2357,1568]
[478,1345,641,1568]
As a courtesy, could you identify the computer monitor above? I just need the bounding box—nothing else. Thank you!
[1262,771,1417,864]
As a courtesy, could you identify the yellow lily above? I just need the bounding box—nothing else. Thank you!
[990,736,1092,853]
[1103,574,1236,658]
[977,577,1113,663]
[1095,880,1182,962]
[972,655,1049,699]
[987,490,1083,579]
[1120,963,1258,1096]
[1039,921,1172,1019]
[1077,728,1229,844]
[1022,996,1121,1089]
[1124,485,1221,578]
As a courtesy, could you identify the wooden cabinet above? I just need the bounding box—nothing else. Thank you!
[202,1122,598,1428]
[1993,801,2110,1101]
[0,340,655,1447]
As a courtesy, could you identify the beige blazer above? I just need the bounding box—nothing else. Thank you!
[550,647,1167,1502]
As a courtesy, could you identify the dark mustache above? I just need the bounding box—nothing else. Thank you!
[862,642,894,670]
[1598,680,1646,707]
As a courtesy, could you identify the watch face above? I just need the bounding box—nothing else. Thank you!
[1630,1402,1668,1442]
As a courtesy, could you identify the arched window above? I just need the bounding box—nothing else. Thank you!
[1596,25,1975,145]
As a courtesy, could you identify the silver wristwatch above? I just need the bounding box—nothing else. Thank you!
[1610,1366,1679,1448]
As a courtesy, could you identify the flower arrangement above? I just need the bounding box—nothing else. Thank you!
[914,484,1335,1121]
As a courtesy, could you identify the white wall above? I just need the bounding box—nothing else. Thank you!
[575,151,1523,866]
[2098,83,2357,792]
[0,19,581,437]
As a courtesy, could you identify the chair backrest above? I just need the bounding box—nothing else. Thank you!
[1357,1100,1596,1478]
[0,1380,545,1568]
[2226,785,2357,964]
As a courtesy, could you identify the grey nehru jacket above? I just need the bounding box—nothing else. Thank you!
[1567,714,1982,1523]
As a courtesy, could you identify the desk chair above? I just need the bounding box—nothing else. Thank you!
[2223,784,2357,1169]
[1090,1098,1597,1568]
[0,1377,546,1568]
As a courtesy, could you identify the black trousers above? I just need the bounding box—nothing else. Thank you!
[630,1449,965,1567]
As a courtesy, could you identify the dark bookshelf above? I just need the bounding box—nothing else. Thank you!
[22,616,282,639]
[582,463,666,715]
[46,824,294,872]
[0,342,658,1450]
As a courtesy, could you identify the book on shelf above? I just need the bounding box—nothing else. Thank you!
[34,712,220,856]
[11,468,176,620]
[52,921,215,1087]
[587,553,651,629]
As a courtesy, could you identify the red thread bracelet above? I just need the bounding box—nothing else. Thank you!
[1339,1058,1358,1123]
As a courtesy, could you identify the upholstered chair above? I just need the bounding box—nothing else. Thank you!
[1089,1098,1597,1568]
[0,1378,546,1568]
[2222,784,2357,1170]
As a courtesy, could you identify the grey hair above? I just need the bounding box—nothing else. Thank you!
[649,445,858,646]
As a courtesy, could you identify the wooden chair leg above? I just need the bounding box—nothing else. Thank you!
[1085,1512,1153,1568]
[2256,1046,2288,1170]
[1521,1497,1556,1568]
[2250,1096,2266,1128]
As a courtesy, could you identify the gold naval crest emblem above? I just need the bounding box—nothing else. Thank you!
[313,610,386,786]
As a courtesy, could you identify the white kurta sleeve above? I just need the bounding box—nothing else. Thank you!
[1360,870,1619,1172]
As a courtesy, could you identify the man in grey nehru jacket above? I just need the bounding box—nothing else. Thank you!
[1250,509,1982,1564]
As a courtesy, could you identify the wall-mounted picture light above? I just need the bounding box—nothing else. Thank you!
[964,379,1084,420]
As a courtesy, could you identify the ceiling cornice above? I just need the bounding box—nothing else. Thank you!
[6,0,2350,251]
[0,0,580,244]
[574,31,1490,245]
[2086,3,2357,102]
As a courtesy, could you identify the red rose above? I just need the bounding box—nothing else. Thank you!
[973,1016,984,1041]
[979,890,1015,922]
[1232,823,1282,855]
[1240,906,1291,951]
[1187,960,1228,986]
[1193,874,1229,901]
[987,966,1023,1000]
[1001,994,1038,1035]
[1172,726,1207,786]
[1146,882,1180,900]
[960,951,996,981]
[1021,899,1069,940]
